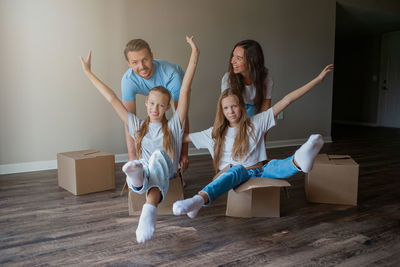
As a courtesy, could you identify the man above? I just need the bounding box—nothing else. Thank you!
[121,39,189,178]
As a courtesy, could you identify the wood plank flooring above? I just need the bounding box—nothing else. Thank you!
[1,124,399,266]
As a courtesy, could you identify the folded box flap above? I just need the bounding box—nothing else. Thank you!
[328,154,358,166]
[77,149,103,159]
[58,149,112,159]
[234,177,291,193]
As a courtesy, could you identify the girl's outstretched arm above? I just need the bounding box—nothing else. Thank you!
[272,64,334,117]
[176,36,200,125]
[80,50,129,124]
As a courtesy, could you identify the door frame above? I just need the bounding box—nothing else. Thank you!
[377,31,400,128]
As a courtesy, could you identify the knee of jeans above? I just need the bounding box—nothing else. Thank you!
[264,159,276,167]
[229,165,248,177]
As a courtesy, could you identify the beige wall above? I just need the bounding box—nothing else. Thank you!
[0,0,336,166]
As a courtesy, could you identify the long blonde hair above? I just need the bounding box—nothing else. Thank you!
[212,88,255,170]
[135,87,174,160]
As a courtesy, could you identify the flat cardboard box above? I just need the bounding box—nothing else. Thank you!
[57,149,115,195]
[226,178,291,218]
[128,174,184,215]
[305,154,359,206]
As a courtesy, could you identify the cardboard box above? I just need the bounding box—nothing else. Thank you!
[57,149,115,195]
[226,178,291,218]
[128,174,184,215]
[305,154,359,206]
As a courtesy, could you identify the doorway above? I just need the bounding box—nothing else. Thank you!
[332,2,400,139]
[378,31,400,128]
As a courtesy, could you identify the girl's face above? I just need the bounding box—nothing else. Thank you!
[231,46,249,76]
[145,91,171,122]
[221,95,242,127]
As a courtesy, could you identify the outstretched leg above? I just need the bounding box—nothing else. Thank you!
[294,134,324,173]
[136,187,161,243]
[173,165,248,218]
[255,134,324,178]
[173,193,206,219]
[123,160,144,188]
[134,150,174,243]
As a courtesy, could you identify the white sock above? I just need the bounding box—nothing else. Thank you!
[294,134,324,173]
[122,160,144,188]
[136,203,157,243]
[173,195,204,219]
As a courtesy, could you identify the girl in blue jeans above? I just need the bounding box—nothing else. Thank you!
[173,64,333,218]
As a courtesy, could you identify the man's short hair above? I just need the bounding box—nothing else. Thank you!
[124,39,152,60]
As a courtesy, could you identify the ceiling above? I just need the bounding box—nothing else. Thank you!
[336,1,400,36]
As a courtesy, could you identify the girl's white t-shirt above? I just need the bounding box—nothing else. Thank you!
[128,112,184,173]
[221,72,273,104]
[189,108,276,170]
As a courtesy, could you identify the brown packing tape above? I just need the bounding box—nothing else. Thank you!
[83,150,100,156]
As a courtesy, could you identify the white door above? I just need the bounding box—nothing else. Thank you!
[378,31,400,128]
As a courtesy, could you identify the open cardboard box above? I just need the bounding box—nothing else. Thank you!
[213,167,291,218]
[57,149,115,195]
[305,154,359,206]
[128,174,184,215]
[226,178,291,218]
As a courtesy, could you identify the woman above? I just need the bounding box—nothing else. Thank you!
[221,40,273,116]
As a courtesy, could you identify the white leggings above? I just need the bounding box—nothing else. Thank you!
[127,150,175,202]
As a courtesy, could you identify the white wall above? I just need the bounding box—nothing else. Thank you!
[0,0,336,168]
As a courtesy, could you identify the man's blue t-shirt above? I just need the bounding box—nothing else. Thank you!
[121,59,184,101]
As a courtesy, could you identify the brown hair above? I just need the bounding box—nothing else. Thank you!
[135,87,174,160]
[212,88,255,170]
[124,39,152,61]
[228,40,268,113]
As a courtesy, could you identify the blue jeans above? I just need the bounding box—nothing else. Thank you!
[245,104,257,117]
[200,156,300,205]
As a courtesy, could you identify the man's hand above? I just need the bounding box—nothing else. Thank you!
[179,153,189,173]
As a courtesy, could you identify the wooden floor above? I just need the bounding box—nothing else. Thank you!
[1,124,400,266]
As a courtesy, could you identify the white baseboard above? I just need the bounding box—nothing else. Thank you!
[115,154,129,163]
[0,136,332,175]
[266,136,332,148]
[0,160,58,175]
